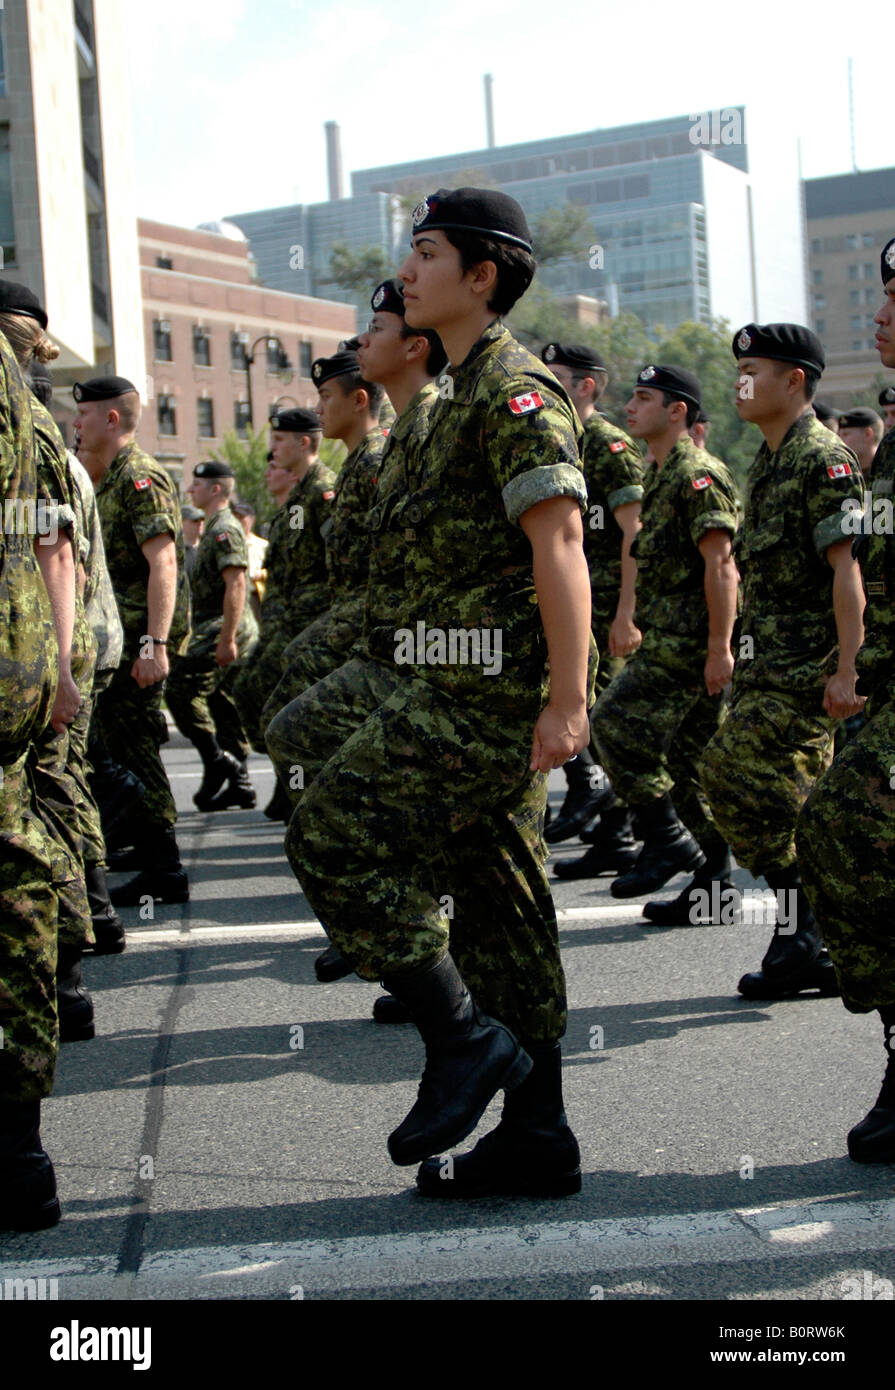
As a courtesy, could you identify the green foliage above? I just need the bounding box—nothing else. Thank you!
[326,242,394,295]
[319,437,347,474]
[530,204,594,265]
[654,320,758,491]
[209,424,275,526]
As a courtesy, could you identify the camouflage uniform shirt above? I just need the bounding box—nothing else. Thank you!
[853,426,895,707]
[188,503,257,655]
[94,440,190,658]
[734,411,864,697]
[261,461,335,633]
[323,427,385,602]
[579,412,645,623]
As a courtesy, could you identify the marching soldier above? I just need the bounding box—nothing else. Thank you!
[879,386,895,434]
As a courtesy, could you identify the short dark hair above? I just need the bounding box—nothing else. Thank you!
[569,367,606,404]
[660,390,699,429]
[400,322,448,378]
[772,359,820,402]
[335,370,385,420]
[442,229,537,315]
[28,372,54,409]
[231,501,255,519]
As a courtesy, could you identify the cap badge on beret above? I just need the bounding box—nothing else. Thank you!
[639,366,656,382]
[372,286,386,309]
[737,329,752,352]
[312,362,323,381]
[73,383,84,402]
[412,199,430,228]
[544,344,557,363]
[886,243,895,271]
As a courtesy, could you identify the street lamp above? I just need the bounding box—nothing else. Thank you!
[242,334,293,429]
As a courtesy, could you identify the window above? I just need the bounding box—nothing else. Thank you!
[811,238,822,254]
[846,234,858,250]
[852,340,863,351]
[850,290,860,305]
[230,332,249,370]
[0,127,15,265]
[863,263,874,278]
[812,269,823,285]
[156,255,173,270]
[863,232,876,247]
[866,288,878,304]
[813,295,825,310]
[197,398,215,437]
[266,337,283,371]
[815,319,826,335]
[193,326,211,366]
[234,400,251,436]
[157,395,177,435]
[848,264,859,280]
[153,319,173,361]
[299,342,312,377]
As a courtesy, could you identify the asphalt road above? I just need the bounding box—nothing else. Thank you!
[2,728,894,1313]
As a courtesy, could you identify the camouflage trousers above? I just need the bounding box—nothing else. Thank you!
[268,657,566,1044]
[232,624,301,755]
[166,652,255,763]
[73,685,108,872]
[798,697,895,1013]
[592,634,728,858]
[261,598,362,734]
[0,751,65,1102]
[700,686,834,879]
[95,659,176,830]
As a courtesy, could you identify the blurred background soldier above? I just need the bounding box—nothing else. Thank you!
[74,376,191,906]
[798,238,895,1164]
[181,503,204,581]
[879,386,895,434]
[231,500,267,623]
[166,460,258,812]
[838,406,885,478]
[539,342,644,851]
[813,400,840,433]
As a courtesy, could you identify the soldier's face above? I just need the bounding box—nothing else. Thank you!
[357,312,407,383]
[188,477,215,512]
[839,424,873,460]
[316,381,355,440]
[399,232,473,331]
[73,400,107,451]
[182,518,203,546]
[734,357,792,423]
[625,387,669,440]
[874,281,895,369]
[270,429,304,469]
[265,458,293,495]
[883,404,895,431]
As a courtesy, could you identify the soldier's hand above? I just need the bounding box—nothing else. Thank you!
[608,615,642,658]
[131,647,169,688]
[704,644,734,696]
[215,636,238,668]
[50,668,81,732]
[823,669,866,720]
[530,703,590,773]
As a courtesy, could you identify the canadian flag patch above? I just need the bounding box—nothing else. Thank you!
[508,392,544,415]
[134,478,152,491]
[828,461,852,478]
[322,490,335,500]
[692,475,713,490]
[217,532,230,544]
[609,440,627,454]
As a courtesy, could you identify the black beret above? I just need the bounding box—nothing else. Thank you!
[879,386,895,406]
[72,375,138,403]
[695,407,710,425]
[542,342,607,373]
[339,336,362,351]
[312,351,360,386]
[29,360,52,387]
[193,460,234,479]
[410,187,532,253]
[268,406,322,433]
[839,407,883,430]
[181,505,205,521]
[732,323,825,374]
[370,279,406,316]
[0,280,48,329]
[633,363,702,409]
[881,237,895,287]
[813,399,837,423]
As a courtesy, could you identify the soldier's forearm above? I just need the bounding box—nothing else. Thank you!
[145,551,177,641]
[832,556,865,674]
[221,572,246,644]
[704,553,738,650]
[36,536,75,667]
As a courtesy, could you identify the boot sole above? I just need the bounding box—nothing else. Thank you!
[60,1021,96,1043]
[388,1047,534,1167]
[553,851,639,881]
[610,844,706,898]
[847,1144,895,1164]
[86,938,126,956]
[737,975,839,1000]
[416,1167,582,1199]
[0,1196,61,1231]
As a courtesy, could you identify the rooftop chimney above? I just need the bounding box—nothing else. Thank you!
[325,121,343,201]
[484,74,495,148]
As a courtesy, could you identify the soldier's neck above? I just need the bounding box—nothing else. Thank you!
[759,401,812,454]
[340,418,375,456]
[649,427,689,467]
[81,434,131,483]
[387,365,433,417]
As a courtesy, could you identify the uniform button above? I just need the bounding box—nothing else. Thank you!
[407,504,423,523]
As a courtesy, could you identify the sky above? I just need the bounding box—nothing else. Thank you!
[129,0,892,230]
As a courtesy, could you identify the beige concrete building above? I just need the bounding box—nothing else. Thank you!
[0,0,144,399]
[805,168,895,408]
[138,219,355,487]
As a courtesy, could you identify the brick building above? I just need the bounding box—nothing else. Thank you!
[137,218,355,488]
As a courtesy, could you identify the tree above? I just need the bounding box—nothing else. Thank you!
[209,424,274,527]
[530,204,595,266]
[325,242,393,295]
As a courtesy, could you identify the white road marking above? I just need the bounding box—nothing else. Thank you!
[2,1196,892,1297]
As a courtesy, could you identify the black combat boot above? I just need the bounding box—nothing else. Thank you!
[204,760,257,811]
[848,1008,895,1163]
[642,847,740,927]
[106,843,145,871]
[193,735,241,811]
[314,944,354,982]
[416,1041,581,1198]
[57,943,95,1042]
[89,744,145,843]
[83,863,126,954]
[610,794,705,898]
[383,953,532,1166]
[553,804,639,879]
[263,778,293,822]
[109,827,189,906]
[544,752,613,845]
[737,866,839,999]
[372,994,414,1024]
[0,1099,61,1231]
